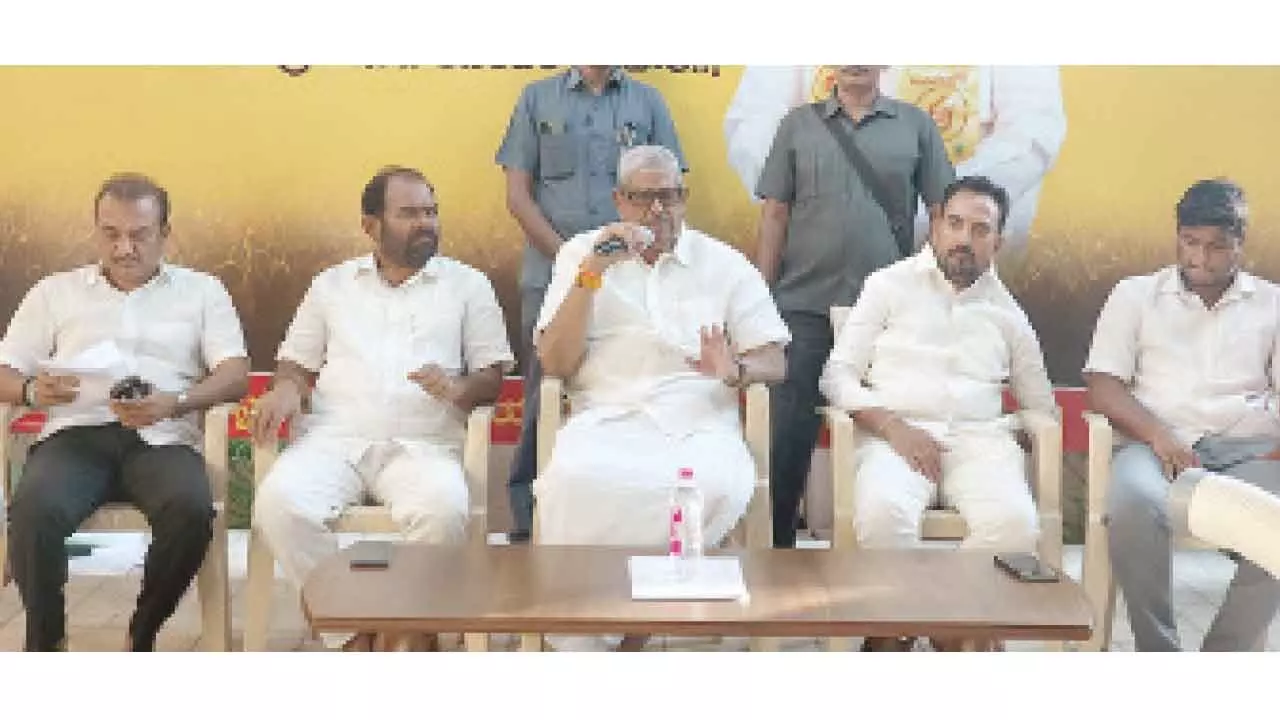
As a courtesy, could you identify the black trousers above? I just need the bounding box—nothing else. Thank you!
[769,311,835,548]
[7,424,214,651]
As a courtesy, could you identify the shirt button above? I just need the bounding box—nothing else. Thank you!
[584,115,594,127]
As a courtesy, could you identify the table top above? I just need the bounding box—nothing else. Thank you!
[301,544,1094,641]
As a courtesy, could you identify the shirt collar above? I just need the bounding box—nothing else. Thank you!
[821,91,897,121]
[1157,265,1257,301]
[85,262,173,289]
[354,253,440,286]
[567,66,624,92]
[664,224,694,266]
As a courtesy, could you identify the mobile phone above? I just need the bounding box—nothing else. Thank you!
[993,552,1059,583]
[348,541,392,570]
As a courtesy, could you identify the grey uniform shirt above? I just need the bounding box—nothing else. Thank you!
[756,93,954,315]
[496,67,687,291]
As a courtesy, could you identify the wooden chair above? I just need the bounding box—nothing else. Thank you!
[528,375,773,651]
[822,305,1064,651]
[0,403,234,651]
[1076,412,1249,652]
[241,404,495,652]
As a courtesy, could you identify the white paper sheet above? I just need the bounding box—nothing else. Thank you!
[37,340,135,408]
[628,555,748,601]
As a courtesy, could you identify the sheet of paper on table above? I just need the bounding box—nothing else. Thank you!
[628,555,748,601]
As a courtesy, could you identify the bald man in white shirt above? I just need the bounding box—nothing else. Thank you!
[535,146,789,651]
[0,173,250,651]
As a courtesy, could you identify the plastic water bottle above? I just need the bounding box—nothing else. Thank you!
[669,467,705,561]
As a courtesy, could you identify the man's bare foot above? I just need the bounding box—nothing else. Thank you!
[617,634,650,651]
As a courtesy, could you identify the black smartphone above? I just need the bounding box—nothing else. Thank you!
[994,552,1059,583]
[348,541,392,570]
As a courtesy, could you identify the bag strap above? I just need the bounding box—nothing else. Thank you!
[810,103,913,257]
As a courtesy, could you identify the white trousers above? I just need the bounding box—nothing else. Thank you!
[253,435,469,591]
[850,430,1038,552]
[535,413,755,651]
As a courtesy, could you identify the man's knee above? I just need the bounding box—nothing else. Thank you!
[1108,450,1171,530]
[252,476,326,546]
[854,495,923,547]
[392,502,468,543]
[8,480,79,544]
[964,503,1039,552]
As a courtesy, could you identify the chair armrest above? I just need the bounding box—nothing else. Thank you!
[536,376,565,474]
[743,383,769,474]
[1083,412,1114,522]
[821,406,860,549]
[1021,409,1064,568]
[202,403,235,505]
[0,404,12,507]
[463,405,495,542]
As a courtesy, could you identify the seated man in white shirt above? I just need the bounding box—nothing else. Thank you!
[535,145,789,651]
[1084,178,1280,652]
[250,166,514,650]
[819,175,1056,650]
[0,173,250,651]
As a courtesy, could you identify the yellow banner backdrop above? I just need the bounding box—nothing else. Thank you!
[3,65,1280,384]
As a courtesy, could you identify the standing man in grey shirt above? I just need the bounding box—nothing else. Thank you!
[495,66,687,542]
[756,65,954,549]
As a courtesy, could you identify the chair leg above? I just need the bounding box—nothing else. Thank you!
[824,637,857,652]
[243,526,277,652]
[464,633,489,651]
[519,633,543,651]
[749,637,779,651]
[197,509,231,652]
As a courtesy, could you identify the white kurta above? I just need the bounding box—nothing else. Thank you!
[533,225,790,549]
[252,254,515,590]
[819,246,1056,550]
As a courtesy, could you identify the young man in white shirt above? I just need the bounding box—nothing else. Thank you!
[1084,178,1280,651]
[535,145,789,650]
[819,175,1056,650]
[250,167,514,649]
[0,173,250,651]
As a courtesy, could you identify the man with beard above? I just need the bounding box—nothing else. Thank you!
[535,146,789,651]
[251,166,514,649]
[754,64,954,549]
[819,175,1054,651]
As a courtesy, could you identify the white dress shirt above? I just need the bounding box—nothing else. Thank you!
[0,263,248,448]
[535,224,790,438]
[1084,266,1280,446]
[278,254,514,453]
[820,245,1055,440]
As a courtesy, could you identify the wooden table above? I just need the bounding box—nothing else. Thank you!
[301,544,1093,650]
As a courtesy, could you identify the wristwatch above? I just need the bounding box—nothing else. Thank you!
[22,376,37,408]
[723,359,746,389]
[174,390,189,417]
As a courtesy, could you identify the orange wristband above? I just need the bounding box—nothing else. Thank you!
[575,267,602,290]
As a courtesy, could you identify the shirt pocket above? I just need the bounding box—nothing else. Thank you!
[796,147,843,202]
[538,131,579,181]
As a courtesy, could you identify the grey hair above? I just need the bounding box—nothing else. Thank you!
[617,145,681,187]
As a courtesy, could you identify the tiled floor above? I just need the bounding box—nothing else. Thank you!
[2,532,1277,651]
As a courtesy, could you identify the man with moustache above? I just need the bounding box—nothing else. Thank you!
[535,145,789,651]
[0,173,250,651]
[496,65,687,543]
[755,64,954,549]
[819,175,1055,651]
[1085,178,1280,651]
[251,166,514,649]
